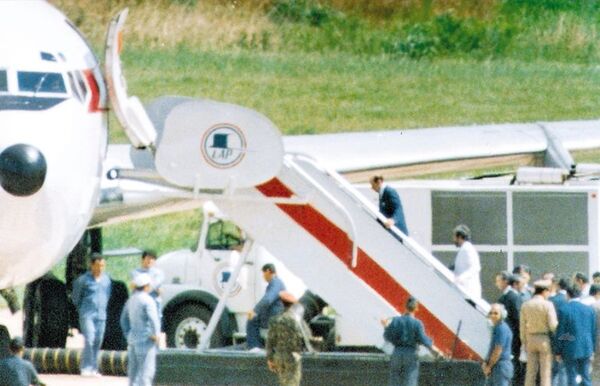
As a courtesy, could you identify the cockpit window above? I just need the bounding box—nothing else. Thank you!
[0,71,7,92]
[17,71,66,94]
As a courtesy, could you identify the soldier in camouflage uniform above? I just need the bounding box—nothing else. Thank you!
[266,303,307,386]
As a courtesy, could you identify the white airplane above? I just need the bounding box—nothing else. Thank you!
[0,1,108,288]
[0,1,283,290]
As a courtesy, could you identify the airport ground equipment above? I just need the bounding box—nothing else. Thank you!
[23,347,126,376]
[209,154,491,360]
[154,204,317,350]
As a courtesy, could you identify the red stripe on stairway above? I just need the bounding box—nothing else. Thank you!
[256,178,481,361]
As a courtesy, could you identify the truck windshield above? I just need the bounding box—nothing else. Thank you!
[17,71,66,94]
[206,220,244,250]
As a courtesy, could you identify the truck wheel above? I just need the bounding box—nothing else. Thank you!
[166,304,225,349]
[23,276,68,348]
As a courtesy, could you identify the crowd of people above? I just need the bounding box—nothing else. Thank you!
[372,176,599,386]
[486,269,599,386]
[381,259,600,386]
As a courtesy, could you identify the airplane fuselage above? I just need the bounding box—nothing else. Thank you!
[0,1,107,287]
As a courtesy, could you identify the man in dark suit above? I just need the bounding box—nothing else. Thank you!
[495,271,523,385]
[554,285,596,386]
[548,277,568,386]
[370,175,408,235]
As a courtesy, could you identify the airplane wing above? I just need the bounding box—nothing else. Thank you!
[284,120,600,181]
[92,119,600,227]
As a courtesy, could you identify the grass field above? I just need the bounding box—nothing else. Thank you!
[118,48,600,139]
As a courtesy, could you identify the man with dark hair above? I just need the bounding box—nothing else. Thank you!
[555,285,596,386]
[592,271,600,285]
[573,272,590,297]
[513,265,532,301]
[496,272,523,386]
[452,224,481,300]
[381,297,442,386]
[482,303,513,386]
[519,280,558,386]
[131,250,164,315]
[370,175,408,236]
[0,337,44,386]
[120,273,161,386]
[72,254,112,377]
[247,263,286,350]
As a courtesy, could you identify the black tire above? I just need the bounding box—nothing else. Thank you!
[101,280,128,351]
[165,304,225,349]
[0,324,9,359]
[23,276,69,348]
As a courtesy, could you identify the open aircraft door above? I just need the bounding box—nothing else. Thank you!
[104,9,284,191]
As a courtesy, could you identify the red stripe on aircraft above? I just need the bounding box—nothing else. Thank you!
[83,69,101,113]
[256,177,481,361]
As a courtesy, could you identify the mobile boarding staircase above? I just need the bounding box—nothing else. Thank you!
[213,154,491,361]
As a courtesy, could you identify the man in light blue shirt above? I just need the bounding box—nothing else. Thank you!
[482,303,513,386]
[131,250,164,317]
[72,255,112,377]
[121,273,161,386]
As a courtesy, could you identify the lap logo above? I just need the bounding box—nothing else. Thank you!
[201,123,247,168]
[213,262,242,296]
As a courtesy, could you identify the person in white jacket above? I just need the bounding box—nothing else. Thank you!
[452,224,482,301]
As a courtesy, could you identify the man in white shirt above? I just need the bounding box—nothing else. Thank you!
[452,224,482,300]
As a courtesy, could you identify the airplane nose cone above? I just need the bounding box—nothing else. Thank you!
[0,144,47,196]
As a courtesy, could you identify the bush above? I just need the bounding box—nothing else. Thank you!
[386,12,515,59]
[269,0,338,26]
[501,0,600,13]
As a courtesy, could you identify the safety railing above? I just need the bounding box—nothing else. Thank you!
[287,153,490,315]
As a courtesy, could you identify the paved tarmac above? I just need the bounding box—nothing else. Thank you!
[1,308,129,385]
[38,373,128,386]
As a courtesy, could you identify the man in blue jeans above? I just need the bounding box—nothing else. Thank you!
[72,254,112,377]
[246,263,285,350]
